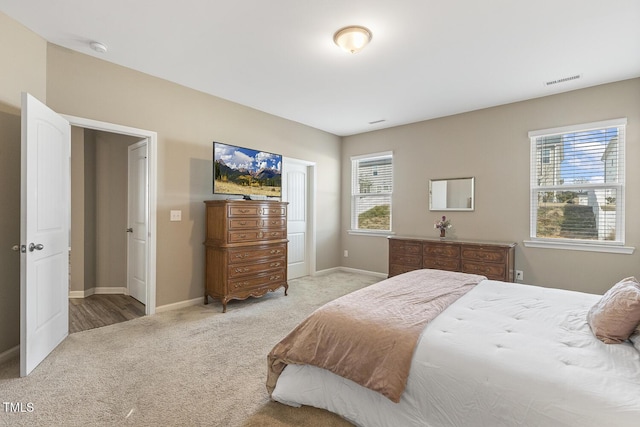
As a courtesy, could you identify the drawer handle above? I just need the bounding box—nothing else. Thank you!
[270,209,280,214]
[270,249,282,255]
[234,267,250,273]
[270,232,279,237]
[233,281,250,289]
[234,253,249,259]
[271,221,279,225]
[270,262,281,267]
[239,234,247,238]
[239,221,247,225]
[239,209,250,213]
[269,275,281,281]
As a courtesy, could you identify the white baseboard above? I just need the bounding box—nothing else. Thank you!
[0,345,19,365]
[313,267,342,276]
[95,287,128,295]
[156,296,203,313]
[68,287,127,298]
[314,266,387,279]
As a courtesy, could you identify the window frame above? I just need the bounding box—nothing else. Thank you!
[349,151,394,236]
[524,118,634,254]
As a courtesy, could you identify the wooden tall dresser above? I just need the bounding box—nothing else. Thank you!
[388,236,516,282]
[204,200,288,312]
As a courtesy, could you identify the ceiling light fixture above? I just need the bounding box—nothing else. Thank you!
[333,26,372,54]
[89,41,108,53]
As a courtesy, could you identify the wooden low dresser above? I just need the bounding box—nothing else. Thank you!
[204,200,288,312]
[389,236,516,282]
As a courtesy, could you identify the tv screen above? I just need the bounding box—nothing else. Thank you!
[213,142,282,199]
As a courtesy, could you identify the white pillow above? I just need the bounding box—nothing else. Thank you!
[629,327,640,352]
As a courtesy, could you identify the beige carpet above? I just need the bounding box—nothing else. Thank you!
[0,271,380,426]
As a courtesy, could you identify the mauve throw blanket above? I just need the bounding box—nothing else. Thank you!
[267,269,486,403]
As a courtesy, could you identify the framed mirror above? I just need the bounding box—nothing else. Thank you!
[429,177,475,211]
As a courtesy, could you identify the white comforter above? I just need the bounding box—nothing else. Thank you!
[272,280,640,427]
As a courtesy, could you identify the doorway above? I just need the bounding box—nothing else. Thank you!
[282,157,316,279]
[68,128,149,331]
[65,115,157,317]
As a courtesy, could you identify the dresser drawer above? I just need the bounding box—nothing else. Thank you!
[390,253,422,267]
[424,243,460,258]
[228,244,286,264]
[261,206,287,216]
[261,218,286,228]
[462,261,506,280]
[461,246,507,264]
[229,270,286,292]
[228,229,287,243]
[228,218,286,229]
[425,258,461,272]
[389,239,422,255]
[228,259,286,278]
[228,218,261,229]
[228,206,262,217]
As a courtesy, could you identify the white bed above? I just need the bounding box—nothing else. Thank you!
[271,279,640,427]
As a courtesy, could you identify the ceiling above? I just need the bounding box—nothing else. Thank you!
[2,1,639,136]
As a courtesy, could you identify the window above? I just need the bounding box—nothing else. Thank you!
[351,151,393,233]
[527,118,630,253]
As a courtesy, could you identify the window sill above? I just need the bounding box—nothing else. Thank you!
[523,240,635,254]
[348,230,395,237]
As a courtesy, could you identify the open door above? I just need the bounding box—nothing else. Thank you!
[127,139,148,304]
[20,93,71,376]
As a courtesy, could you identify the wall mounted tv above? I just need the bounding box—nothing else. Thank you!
[213,141,282,199]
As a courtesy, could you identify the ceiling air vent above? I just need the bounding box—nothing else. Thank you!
[368,119,386,125]
[545,74,581,86]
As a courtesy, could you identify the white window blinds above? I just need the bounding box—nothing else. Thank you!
[528,118,626,245]
[351,152,393,232]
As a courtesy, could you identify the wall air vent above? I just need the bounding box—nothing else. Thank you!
[368,119,386,125]
[545,74,581,86]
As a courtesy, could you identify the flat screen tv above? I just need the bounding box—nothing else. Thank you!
[213,141,282,199]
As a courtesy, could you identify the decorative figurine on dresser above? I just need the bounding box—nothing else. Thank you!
[204,200,288,312]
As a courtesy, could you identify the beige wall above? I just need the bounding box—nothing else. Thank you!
[95,131,140,289]
[0,12,48,356]
[83,130,97,291]
[0,111,21,355]
[71,129,137,293]
[45,43,342,307]
[341,78,640,295]
[0,12,46,112]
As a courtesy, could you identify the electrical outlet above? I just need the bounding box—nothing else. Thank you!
[344,250,349,258]
[515,270,524,281]
[170,210,182,221]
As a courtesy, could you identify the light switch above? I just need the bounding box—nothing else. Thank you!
[170,210,182,221]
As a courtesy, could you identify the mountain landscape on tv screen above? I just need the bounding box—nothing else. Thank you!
[213,143,282,197]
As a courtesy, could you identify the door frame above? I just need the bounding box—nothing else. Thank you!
[64,115,157,315]
[282,157,316,276]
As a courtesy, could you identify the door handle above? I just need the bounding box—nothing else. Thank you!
[126,228,133,233]
[28,243,44,252]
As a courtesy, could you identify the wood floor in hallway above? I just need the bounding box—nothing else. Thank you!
[69,294,145,334]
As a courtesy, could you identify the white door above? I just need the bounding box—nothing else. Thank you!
[127,140,148,304]
[20,93,70,376]
[282,160,309,279]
